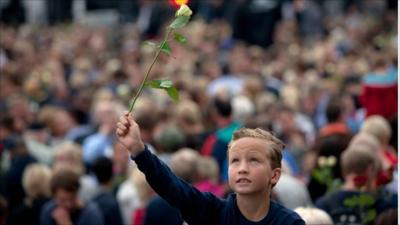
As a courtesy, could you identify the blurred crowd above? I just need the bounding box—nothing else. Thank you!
[0,0,398,225]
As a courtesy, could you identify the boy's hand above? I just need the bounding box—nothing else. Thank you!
[116,111,145,156]
[52,206,73,225]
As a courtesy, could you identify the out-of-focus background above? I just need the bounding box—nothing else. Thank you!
[0,0,398,225]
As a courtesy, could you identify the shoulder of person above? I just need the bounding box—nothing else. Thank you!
[270,201,303,218]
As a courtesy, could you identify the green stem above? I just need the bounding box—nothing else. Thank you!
[128,28,173,112]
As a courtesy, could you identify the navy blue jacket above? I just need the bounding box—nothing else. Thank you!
[132,146,305,225]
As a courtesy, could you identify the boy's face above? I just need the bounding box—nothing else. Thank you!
[228,137,281,195]
[54,189,79,212]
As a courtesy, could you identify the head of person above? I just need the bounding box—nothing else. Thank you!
[360,115,392,146]
[325,97,343,124]
[197,156,220,184]
[53,141,84,175]
[209,95,233,126]
[50,169,81,212]
[174,100,203,134]
[341,147,380,191]
[348,132,380,154]
[227,128,285,196]
[91,156,113,185]
[294,207,333,225]
[169,148,200,184]
[22,164,52,201]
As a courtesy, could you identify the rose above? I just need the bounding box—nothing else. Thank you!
[176,4,192,17]
[128,4,192,112]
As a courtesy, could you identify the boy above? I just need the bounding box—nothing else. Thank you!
[40,169,104,225]
[116,112,305,225]
[315,147,397,225]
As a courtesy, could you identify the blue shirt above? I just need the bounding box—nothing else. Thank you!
[132,147,305,225]
[40,200,104,225]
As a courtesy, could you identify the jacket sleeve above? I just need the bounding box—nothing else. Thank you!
[132,146,222,224]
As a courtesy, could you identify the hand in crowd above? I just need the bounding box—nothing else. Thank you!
[116,112,145,156]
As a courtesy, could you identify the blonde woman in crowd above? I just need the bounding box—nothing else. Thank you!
[7,164,52,225]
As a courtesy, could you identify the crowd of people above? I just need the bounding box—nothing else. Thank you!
[0,0,397,225]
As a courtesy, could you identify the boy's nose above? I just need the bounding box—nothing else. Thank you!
[238,162,249,173]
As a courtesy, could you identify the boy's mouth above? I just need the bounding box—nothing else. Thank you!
[236,178,251,183]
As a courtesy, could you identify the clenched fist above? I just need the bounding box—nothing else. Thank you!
[116,112,145,156]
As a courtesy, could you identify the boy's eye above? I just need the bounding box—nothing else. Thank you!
[230,158,239,164]
[250,158,259,163]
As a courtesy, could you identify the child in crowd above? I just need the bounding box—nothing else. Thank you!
[315,147,397,225]
[116,112,305,225]
[40,169,105,225]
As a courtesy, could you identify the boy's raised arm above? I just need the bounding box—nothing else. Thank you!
[116,112,221,224]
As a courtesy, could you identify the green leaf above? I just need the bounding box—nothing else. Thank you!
[311,170,324,184]
[160,80,173,88]
[343,196,358,207]
[145,79,180,102]
[169,16,190,29]
[174,32,187,44]
[143,41,157,48]
[145,79,173,89]
[145,80,162,89]
[359,194,374,207]
[364,209,377,223]
[166,87,179,102]
[160,42,171,55]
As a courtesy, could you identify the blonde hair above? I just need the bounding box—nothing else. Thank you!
[130,168,152,204]
[22,164,52,199]
[348,132,380,153]
[197,156,220,184]
[294,207,333,225]
[361,115,391,144]
[53,141,84,175]
[169,148,200,183]
[175,100,202,127]
[228,128,285,169]
[341,147,379,176]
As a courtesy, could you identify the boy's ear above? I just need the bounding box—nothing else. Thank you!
[271,168,281,186]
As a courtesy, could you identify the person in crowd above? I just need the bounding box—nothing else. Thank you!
[201,95,241,180]
[117,167,153,225]
[144,148,200,225]
[308,97,353,201]
[82,100,124,166]
[40,169,105,225]
[360,53,397,119]
[22,122,53,166]
[116,113,305,225]
[174,100,207,151]
[52,141,99,203]
[360,115,397,189]
[3,135,36,211]
[7,163,52,225]
[273,169,312,210]
[315,147,397,225]
[91,157,123,225]
[194,156,225,197]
